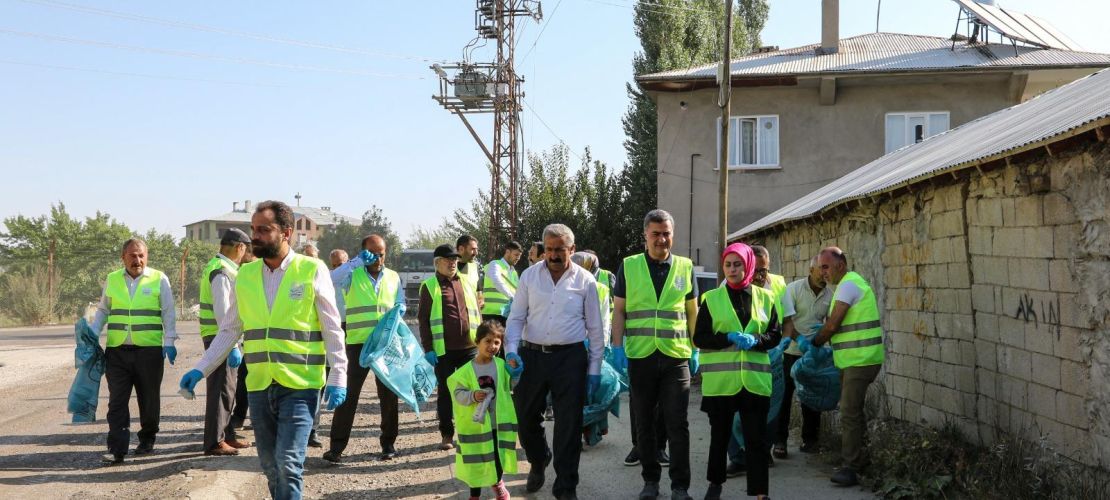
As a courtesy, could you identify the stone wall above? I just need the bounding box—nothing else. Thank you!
[752,138,1110,468]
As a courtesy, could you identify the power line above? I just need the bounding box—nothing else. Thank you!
[583,0,715,18]
[13,0,447,63]
[0,28,426,78]
[519,0,563,62]
[0,58,285,87]
[522,99,585,162]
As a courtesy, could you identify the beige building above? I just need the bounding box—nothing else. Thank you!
[732,68,1110,468]
[637,5,1110,271]
[185,200,360,247]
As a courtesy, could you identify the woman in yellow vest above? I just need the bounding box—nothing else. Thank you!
[448,320,518,500]
[693,243,780,500]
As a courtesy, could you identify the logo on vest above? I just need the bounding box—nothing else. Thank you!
[673,276,687,292]
[141,287,152,296]
[289,283,306,300]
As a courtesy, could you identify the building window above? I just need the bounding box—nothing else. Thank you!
[885,112,949,153]
[296,219,303,230]
[718,115,779,170]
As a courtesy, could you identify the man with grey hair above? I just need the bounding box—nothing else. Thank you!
[611,209,700,500]
[506,223,605,500]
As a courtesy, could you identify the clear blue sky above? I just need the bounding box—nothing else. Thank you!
[2,0,1106,241]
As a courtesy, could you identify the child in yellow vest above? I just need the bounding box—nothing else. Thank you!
[448,320,519,500]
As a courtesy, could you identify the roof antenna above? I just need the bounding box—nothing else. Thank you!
[875,0,881,33]
[295,192,302,207]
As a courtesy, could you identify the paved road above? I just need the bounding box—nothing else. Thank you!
[0,322,875,499]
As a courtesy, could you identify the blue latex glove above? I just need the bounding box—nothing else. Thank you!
[506,352,525,378]
[778,337,792,350]
[324,385,347,411]
[163,346,177,365]
[179,369,204,392]
[227,347,243,368]
[689,349,700,375]
[611,345,628,372]
[797,336,813,354]
[586,374,601,400]
[357,249,379,266]
[726,332,757,350]
[424,351,438,366]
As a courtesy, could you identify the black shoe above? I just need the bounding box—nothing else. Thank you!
[526,467,545,493]
[307,431,323,448]
[133,441,154,455]
[670,489,693,500]
[831,468,859,486]
[544,406,555,421]
[638,481,660,499]
[772,442,788,459]
[380,445,397,461]
[556,493,579,500]
[726,461,745,477]
[800,441,819,454]
[101,453,124,465]
[624,448,641,466]
[767,453,775,468]
[657,449,670,467]
[704,483,723,500]
[322,450,343,463]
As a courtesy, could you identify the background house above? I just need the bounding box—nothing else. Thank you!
[638,0,1110,271]
[185,199,360,247]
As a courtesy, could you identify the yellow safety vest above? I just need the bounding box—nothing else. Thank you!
[457,260,481,293]
[447,357,519,487]
[343,267,401,345]
[198,256,238,338]
[829,271,884,369]
[699,285,775,397]
[622,253,694,359]
[767,273,787,326]
[104,268,165,348]
[480,258,518,316]
[422,275,481,356]
[598,268,616,289]
[237,254,327,392]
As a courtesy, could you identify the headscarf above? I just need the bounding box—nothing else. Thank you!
[570,251,599,277]
[721,242,755,290]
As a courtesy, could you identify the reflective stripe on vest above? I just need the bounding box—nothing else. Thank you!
[198,256,239,337]
[447,357,519,487]
[343,267,400,345]
[481,258,518,316]
[422,275,480,356]
[237,254,327,391]
[622,253,694,359]
[699,285,775,397]
[829,271,884,369]
[105,268,165,348]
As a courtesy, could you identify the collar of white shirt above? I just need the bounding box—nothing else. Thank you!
[264,250,297,273]
[216,253,239,270]
[124,266,153,282]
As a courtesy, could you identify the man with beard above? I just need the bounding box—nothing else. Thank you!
[480,240,523,327]
[93,237,178,465]
[181,200,348,500]
[456,234,483,308]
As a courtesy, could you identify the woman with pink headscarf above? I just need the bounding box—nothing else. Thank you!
[692,242,781,500]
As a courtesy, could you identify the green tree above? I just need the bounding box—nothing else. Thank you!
[405,225,456,250]
[316,206,403,266]
[620,0,768,256]
[315,220,362,265]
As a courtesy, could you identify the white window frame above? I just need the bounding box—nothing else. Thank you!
[884,111,950,154]
[716,114,781,171]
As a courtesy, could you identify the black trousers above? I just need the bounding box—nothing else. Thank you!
[230,362,249,428]
[513,343,587,497]
[707,389,770,495]
[202,337,238,450]
[629,351,691,490]
[434,348,477,438]
[776,353,821,446]
[105,346,163,455]
[629,400,668,451]
[329,343,400,453]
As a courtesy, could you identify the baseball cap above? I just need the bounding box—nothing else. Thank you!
[433,244,460,259]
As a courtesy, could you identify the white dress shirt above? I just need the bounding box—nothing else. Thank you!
[487,258,516,297]
[505,261,605,375]
[91,266,177,347]
[209,254,237,335]
[193,251,348,387]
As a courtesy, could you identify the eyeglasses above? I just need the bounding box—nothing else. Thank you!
[754,268,769,275]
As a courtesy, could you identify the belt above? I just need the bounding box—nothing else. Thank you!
[520,340,579,353]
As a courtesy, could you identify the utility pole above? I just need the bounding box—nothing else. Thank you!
[432,0,541,259]
[47,238,55,318]
[718,0,734,281]
[178,245,189,316]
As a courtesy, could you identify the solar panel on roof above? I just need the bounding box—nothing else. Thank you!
[952,0,1082,51]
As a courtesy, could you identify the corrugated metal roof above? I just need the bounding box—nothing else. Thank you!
[188,206,360,226]
[731,68,1110,239]
[638,33,1110,82]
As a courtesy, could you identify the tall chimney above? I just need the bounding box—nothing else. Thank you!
[233,201,239,212]
[244,199,252,212]
[821,0,839,54]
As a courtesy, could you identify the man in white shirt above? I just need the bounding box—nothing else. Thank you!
[505,223,605,500]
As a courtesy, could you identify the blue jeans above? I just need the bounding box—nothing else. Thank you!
[248,386,319,500]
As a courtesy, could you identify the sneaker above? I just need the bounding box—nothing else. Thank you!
[439,436,455,451]
[704,483,723,500]
[623,448,641,466]
[544,406,555,421]
[726,461,745,477]
[772,443,787,459]
[322,450,343,463]
[101,453,124,465]
[380,445,397,461]
[638,481,660,499]
[133,441,154,455]
[799,442,819,454]
[831,467,859,486]
[657,449,670,467]
[670,489,693,500]
[492,479,510,499]
[307,431,323,448]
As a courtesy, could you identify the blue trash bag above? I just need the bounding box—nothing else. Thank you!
[583,358,625,446]
[67,318,105,423]
[732,341,786,448]
[359,299,437,415]
[791,344,840,412]
[603,345,630,394]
